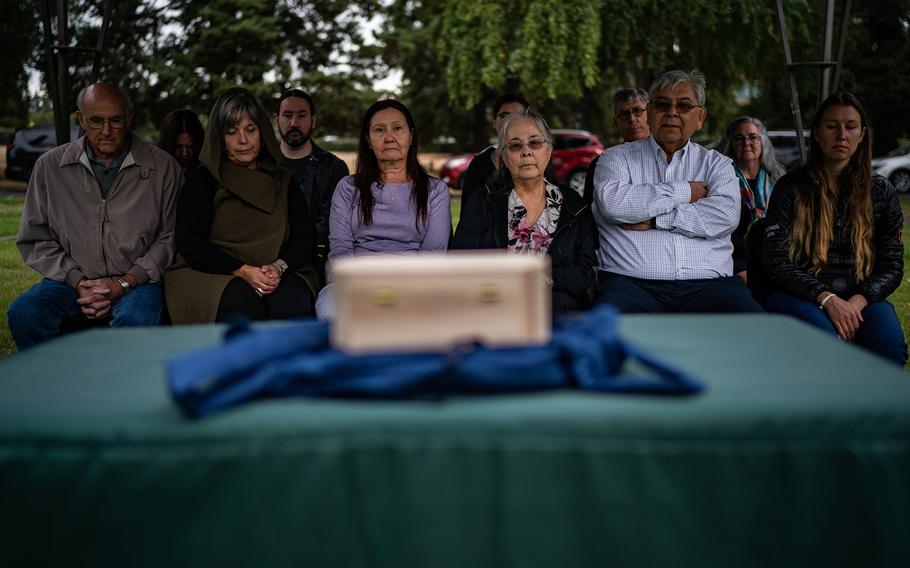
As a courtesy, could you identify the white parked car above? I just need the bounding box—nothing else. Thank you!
[872,145,910,193]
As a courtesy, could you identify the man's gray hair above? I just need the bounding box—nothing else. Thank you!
[719,116,787,184]
[612,88,649,112]
[76,82,132,113]
[210,87,269,136]
[649,69,707,106]
[496,108,553,155]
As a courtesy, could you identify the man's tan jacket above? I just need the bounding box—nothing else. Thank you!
[17,134,183,287]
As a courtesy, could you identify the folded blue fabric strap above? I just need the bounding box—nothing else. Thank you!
[168,304,704,418]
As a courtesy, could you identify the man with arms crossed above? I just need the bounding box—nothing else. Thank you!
[592,69,762,313]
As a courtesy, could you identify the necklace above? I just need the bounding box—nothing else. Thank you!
[378,180,410,202]
[520,187,547,227]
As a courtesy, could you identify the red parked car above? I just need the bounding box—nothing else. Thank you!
[439,153,474,189]
[440,129,605,195]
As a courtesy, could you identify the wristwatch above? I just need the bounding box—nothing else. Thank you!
[272,259,289,277]
[117,277,131,293]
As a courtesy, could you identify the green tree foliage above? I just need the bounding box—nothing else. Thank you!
[19,0,909,151]
[28,0,381,136]
[153,0,380,132]
[63,0,167,130]
[839,0,910,154]
[158,0,290,107]
[379,0,491,149]
[382,0,845,145]
[0,1,39,130]
[439,0,602,108]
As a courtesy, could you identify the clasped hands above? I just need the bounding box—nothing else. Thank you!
[233,263,284,296]
[76,277,129,319]
[819,292,868,342]
[619,180,708,231]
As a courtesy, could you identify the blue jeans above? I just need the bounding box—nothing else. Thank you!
[7,278,165,350]
[595,272,764,314]
[765,292,908,366]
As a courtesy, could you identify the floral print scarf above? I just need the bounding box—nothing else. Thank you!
[507,182,563,254]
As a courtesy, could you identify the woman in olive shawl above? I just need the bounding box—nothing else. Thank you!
[165,87,319,323]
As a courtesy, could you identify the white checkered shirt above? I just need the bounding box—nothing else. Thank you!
[592,136,740,280]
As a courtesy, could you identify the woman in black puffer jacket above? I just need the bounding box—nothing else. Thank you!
[451,109,596,313]
[763,92,906,365]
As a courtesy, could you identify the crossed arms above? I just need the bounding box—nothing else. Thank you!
[592,145,740,239]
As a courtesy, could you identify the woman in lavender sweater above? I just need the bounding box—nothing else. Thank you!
[316,99,452,320]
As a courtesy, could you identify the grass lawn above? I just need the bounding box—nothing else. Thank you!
[0,198,40,356]
[0,193,908,366]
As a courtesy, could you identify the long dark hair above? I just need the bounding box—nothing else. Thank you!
[790,92,873,279]
[158,109,205,167]
[354,99,429,226]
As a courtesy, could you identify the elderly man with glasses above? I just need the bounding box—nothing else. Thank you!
[583,88,651,204]
[7,82,182,349]
[590,69,762,314]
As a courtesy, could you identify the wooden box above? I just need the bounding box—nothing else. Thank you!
[330,252,551,353]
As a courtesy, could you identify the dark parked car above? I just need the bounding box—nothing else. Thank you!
[5,124,82,181]
[440,129,605,194]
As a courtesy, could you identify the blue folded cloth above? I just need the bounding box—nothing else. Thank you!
[168,304,703,418]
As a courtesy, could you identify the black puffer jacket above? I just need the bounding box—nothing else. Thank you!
[451,183,597,312]
[763,167,903,304]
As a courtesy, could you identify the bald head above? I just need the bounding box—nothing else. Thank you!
[75,82,134,161]
[77,82,131,114]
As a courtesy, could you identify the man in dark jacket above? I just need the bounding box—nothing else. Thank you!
[276,89,349,274]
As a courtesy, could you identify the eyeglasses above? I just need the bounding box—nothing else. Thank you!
[85,116,126,130]
[650,100,704,114]
[616,107,647,121]
[732,134,761,145]
[505,138,549,153]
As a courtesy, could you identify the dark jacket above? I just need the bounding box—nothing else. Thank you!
[763,167,903,304]
[287,142,349,257]
[451,183,597,312]
[165,113,318,323]
[460,146,496,205]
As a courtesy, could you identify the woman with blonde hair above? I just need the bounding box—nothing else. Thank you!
[763,92,906,365]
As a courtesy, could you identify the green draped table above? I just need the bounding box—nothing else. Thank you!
[1,314,908,567]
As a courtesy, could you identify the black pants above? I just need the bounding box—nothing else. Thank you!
[216,275,315,322]
[595,271,764,314]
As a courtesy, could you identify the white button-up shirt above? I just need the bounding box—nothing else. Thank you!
[592,136,740,280]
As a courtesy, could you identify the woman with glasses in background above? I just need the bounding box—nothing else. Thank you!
[763,92,906,366]
[452,109,596,313]
[720,116,786,285]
